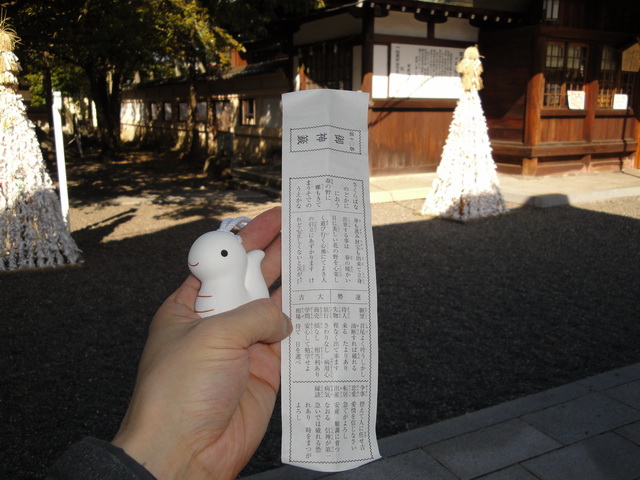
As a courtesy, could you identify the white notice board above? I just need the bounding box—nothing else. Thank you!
[389,43,465,99]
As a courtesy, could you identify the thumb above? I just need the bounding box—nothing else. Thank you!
[204,298,292,349]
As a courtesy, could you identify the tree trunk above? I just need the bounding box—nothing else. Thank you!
[86,66,121,154]
[42,66,54,128]
[188,74,199,160]
[183,62,200,162]
[110,70,122,144]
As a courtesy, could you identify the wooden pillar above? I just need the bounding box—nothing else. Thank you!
[523,36,546,176]
[636,124,640,168]
[583,85,597,141]
[360,9,374,95]
[523,73,544,175]
[524,72,544,146]
[298,66,307,91]
[636,136,640,168]
[522,157,538,176]
[583,45,600,149]
[583,78,598,171]
[634,68,640,168]
[361,9,375,172]
[282,31,297,93]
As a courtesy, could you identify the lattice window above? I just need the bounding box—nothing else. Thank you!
[543,42,588,108]
[598,46,637,109]
[300,43,352,91]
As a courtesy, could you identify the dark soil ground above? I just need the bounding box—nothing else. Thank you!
[2,151,640,479]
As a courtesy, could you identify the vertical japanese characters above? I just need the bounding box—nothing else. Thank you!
[281,90,380,473]
[287,175,374,462]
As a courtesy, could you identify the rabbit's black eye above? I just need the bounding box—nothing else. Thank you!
[221,250,228,257]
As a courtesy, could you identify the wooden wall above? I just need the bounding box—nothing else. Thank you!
[119,3,640,175]
[368,100,454,174]
[478,24,639,175]
[481,32,533,126]
[121,71,288,164]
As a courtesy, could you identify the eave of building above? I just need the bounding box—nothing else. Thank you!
[246,0,530,59]
[322,0,530,25]
[221,58,289,80]
[124,58,289,91]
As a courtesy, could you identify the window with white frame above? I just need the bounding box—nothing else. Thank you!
[241,98,256,126]
[179,102,189,122]
[163,102,173,121]
[150,103,160,120]
[196,101,208,122]
[542,0,560,21]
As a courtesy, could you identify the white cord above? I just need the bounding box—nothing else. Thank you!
[217,216,252,243]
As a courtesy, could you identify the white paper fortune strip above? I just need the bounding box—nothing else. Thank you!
[281,89,381,472]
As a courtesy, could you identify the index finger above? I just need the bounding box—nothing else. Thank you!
[238,207,281,252]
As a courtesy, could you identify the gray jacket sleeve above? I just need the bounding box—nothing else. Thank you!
[47,437,157,480]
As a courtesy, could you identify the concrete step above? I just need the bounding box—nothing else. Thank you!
[229,167,281,199]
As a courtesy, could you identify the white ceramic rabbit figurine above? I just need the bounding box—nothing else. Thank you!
[188,217,269,317]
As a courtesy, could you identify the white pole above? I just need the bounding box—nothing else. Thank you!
[52,91,70,227]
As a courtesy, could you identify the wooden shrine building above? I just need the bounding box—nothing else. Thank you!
[121,0,640,175]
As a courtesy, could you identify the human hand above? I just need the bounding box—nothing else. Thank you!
[112,207,289,479]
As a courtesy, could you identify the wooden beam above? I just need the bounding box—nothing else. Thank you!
[491,139,638,157]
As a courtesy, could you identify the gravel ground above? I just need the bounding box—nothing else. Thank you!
[2,152,640,479]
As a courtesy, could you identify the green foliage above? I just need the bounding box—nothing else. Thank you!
[8,0,324,82]
[4,0,325,149]
[24,65,88,107]
[154,0,243,73]
[51,64,90,97]
[22,73,44,106]
[210,0,325,42]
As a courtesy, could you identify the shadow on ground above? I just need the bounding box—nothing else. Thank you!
[3,191,639,478]
[60,150,220,206]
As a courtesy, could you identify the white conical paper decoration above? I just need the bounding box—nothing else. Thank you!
[1,21,80,271]
[422,46,508,222]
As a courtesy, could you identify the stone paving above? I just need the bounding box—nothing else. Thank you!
[368,168,640,207]
[245,168,640,480]
[246,364,640,480]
